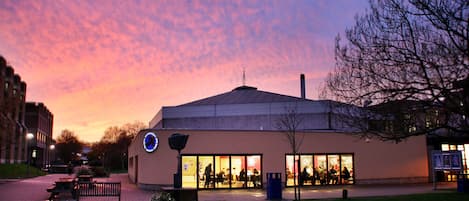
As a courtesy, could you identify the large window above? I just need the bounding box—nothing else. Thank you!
[441,143,469,181]
[286,153,354,187]
[182,154,262,189]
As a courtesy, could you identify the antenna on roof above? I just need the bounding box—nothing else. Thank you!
[242,66,246,86]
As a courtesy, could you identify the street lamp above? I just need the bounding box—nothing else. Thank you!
[49,144,55,168]
[26,133,34,177]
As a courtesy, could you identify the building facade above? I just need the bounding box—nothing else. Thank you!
[129,82,430,190]
[0,56,28,164]
[25,102,54,168]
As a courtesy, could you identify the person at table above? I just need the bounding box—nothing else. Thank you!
[239,169,247,187]
[300,167,309,186]
[312,168,320,185]
[204,164,212,188]
[328,167,338,184]
[252,168,260,187]
[216,168,226,184]
[342,167,351,184]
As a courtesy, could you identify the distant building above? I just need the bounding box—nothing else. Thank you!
[25,102,54,168]
[0,55,28,164]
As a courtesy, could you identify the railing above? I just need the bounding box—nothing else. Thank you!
[77,182,121,201]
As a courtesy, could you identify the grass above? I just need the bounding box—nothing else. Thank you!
[0,164,46,179]
[306,192,469,201]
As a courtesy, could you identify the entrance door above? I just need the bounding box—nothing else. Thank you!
[135,156,138,183]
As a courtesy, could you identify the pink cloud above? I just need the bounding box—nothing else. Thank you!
[0,0,368,142]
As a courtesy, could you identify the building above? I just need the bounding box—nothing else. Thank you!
[369,100,469,182]
[0,55,28,164]
[129,76,430,190]
[25,102,54,168]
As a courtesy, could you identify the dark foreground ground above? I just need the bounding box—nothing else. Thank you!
[0,173,460,201]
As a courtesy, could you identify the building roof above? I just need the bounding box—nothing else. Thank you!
[179,85,307,106]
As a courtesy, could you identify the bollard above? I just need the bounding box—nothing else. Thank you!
[342,189,348,199]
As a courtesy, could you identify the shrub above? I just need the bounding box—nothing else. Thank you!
[90,166,109,177]
[150,192,174,201]
[75,166,93,177]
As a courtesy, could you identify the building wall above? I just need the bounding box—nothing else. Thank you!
[25,102,54,168]
[0,56,27,164]
[128,129,428,188]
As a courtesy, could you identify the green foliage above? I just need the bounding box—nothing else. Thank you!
[150,192,175,201]
[75,166,93,177]
[0,164,46,179]
[90,166,109,177]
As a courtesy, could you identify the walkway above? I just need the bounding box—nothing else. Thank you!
[0,173,457,201]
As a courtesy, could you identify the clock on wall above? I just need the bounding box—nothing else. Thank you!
[143,132,159,153]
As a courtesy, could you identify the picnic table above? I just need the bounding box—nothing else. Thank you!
[47,177,77,200]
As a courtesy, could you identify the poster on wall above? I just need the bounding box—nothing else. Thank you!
[432,150,462,170]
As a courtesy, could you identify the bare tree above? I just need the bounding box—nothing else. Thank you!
[89,121,146,170]
[276,105,304,200]
[56,129,83,164]
[322,0,469,141]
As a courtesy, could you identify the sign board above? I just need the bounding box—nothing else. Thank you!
[432,150,463,171]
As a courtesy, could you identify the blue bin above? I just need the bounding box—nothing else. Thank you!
[457,174,469,193]
[266,173,282,200]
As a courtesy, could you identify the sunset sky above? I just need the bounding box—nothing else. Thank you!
[0,0,369,142]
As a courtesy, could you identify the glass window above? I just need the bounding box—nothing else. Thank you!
[231,156,246,188]
[341,154,354,184]
[327,155,340,184]
[463,144,469,174]
[182,155,261,189]
[442,144,449,151]
[450,145,457,151]
[198,156,214,189]
[313,155,327,185]
[300,155,313,186]
[214,156,230,188]
[246,155,261,188]
[182,156,197,188]
[286,155,297,186]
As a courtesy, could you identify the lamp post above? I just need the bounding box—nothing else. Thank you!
[49,144,55,168]
[26,133,34,177]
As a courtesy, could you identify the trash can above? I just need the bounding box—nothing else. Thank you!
[266,173,282,200]
[457,174,469,193]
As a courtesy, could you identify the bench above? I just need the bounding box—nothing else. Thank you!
[76,182,121,201]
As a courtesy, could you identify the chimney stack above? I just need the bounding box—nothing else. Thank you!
[300,74,306,99]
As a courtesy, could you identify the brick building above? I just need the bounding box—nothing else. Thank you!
[25,102,54,168]
[0,55,28,164]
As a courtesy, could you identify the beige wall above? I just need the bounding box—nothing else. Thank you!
[128,129,429,187]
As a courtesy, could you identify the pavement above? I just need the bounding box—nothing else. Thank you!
[0,173,458,201]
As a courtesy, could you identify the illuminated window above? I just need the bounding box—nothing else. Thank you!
[182,154,262,189]
[286,153,354,187]
[441,144,449,151]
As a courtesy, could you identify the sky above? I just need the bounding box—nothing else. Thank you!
[0,0,369,142]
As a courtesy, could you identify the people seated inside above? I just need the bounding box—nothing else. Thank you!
[341,167,351,184]
[328,167,338,184]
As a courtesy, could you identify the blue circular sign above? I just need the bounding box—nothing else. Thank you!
[143,132,159,153]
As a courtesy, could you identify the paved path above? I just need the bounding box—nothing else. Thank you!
[0,173,458,201]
